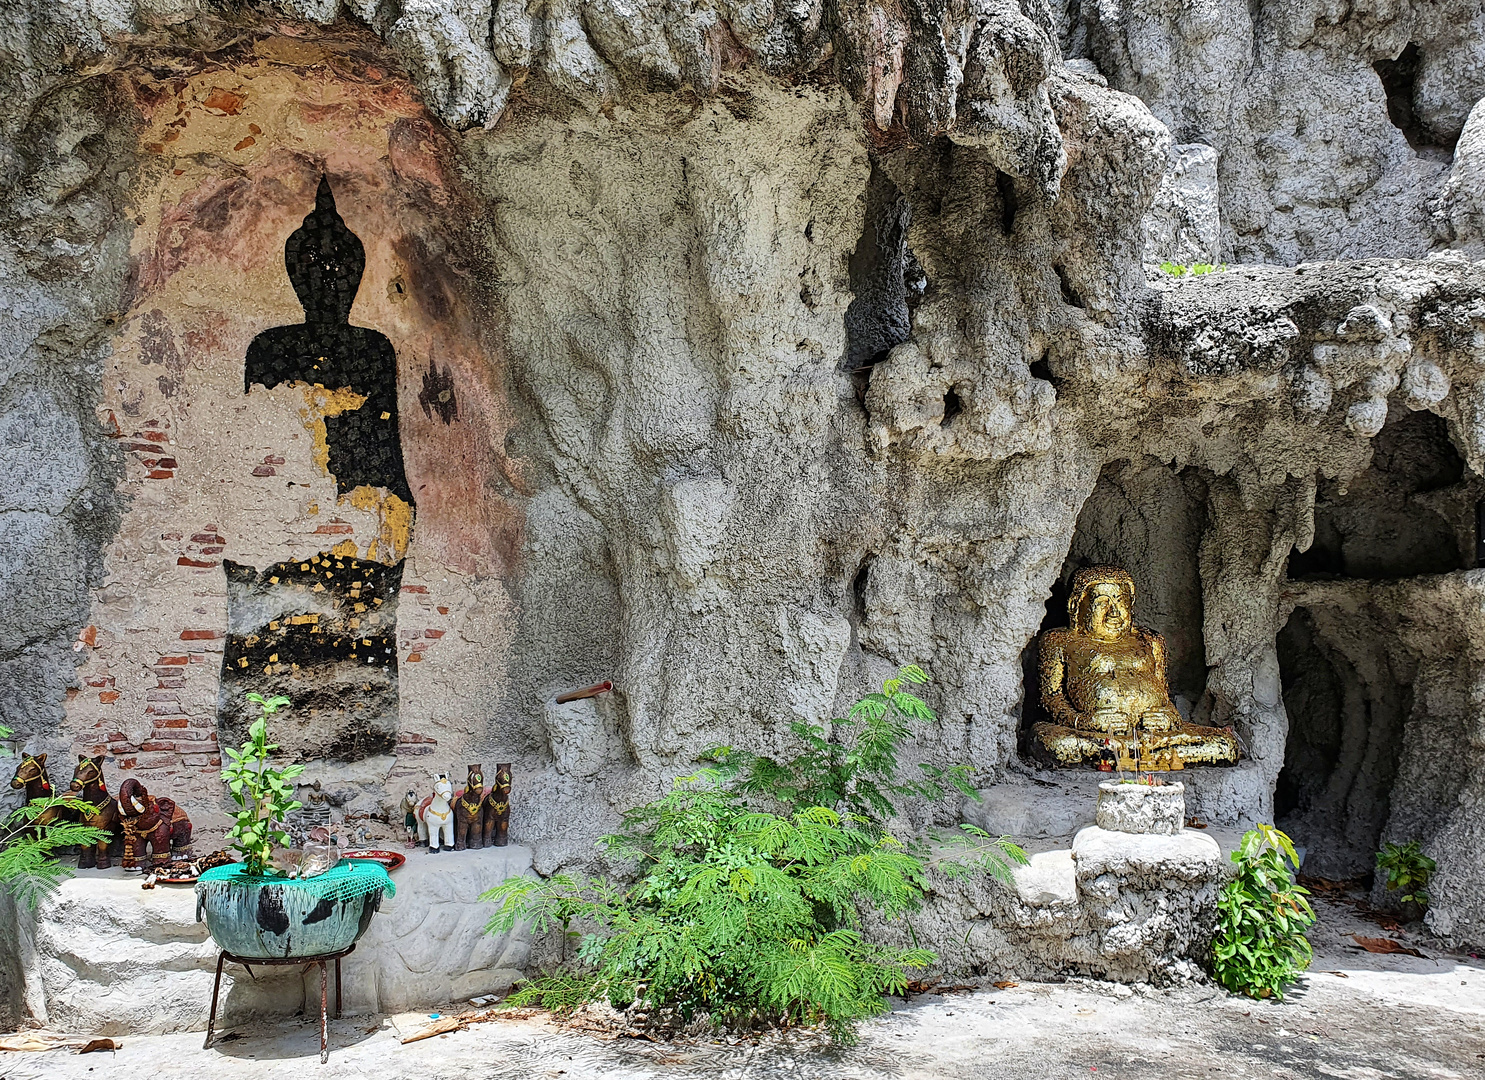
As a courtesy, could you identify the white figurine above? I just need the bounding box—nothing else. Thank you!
[417,774,455,853]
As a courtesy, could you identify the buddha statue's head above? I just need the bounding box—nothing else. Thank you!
[1067,566,1135,641]
[285,176,365,324]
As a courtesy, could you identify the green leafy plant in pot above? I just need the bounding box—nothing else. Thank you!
[223,694,303,875]
[195,694,394,958]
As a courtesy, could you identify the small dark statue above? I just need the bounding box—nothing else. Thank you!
[116,778,193,872]
[481,763,512,848]
[67,755,121,869]
[453,764,485,851]
[400,790,419,846]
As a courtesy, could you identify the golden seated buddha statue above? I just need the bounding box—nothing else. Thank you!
[1031,566,1240,770]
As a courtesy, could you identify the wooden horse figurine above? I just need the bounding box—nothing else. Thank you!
[481,763,511,848]
[116,778,193,872]
[415,774,455,853]
[7,753,60,834]
[67,754,120,869]
[452,764,485,851]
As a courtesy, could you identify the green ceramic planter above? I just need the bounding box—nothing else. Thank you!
[195,872,384,958]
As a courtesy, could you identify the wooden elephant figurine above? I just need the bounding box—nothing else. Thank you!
[481,763,511,848]
[453,764,485,851]
[116,778,193,871]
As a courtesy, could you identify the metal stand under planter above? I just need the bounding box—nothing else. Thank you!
[204,944,354,1064]
[195,859,393,1062]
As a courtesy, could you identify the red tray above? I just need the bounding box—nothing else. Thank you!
[343,849,406,872]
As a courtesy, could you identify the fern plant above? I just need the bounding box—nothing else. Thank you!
[1212,824,1315,1000]
[711,665,973,827]
[483,668,1024,1043]
[1376,840,1435,907]
[0,725,111,908]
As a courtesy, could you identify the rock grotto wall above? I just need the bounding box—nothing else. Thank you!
[1,2,1484,998]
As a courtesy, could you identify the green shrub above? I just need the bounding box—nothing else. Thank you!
[1376,840,1435,907]
[1212,824,1315,1000]
[713,665,975,829]
[0,725,111,907]
[482,667,1025,1042]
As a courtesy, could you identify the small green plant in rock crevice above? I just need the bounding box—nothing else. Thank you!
[482,667,1026,1043]
[220,693,303,876]
[0,725,110,907]
[1160,261,1228,277]
[1376,840,1435,907]
[1212,823,1315,1000]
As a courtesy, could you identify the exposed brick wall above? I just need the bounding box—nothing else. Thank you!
[53,66,520,845]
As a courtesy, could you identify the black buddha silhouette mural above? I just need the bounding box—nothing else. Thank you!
[245,177,412,504]
[218,178,412,761]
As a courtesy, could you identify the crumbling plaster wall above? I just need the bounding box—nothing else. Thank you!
[0,0,1483,973]
[37,55,524,839]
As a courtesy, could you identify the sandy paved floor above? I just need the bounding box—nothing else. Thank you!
[5,900,1483,1080]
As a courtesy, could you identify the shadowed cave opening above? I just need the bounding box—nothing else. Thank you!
[940,387,963,426]
[1019,459,1210,756]
[1274,606,1409,881]
[1287,410,1469,580]
[1373,43,1458,154]
[843,160,926,401]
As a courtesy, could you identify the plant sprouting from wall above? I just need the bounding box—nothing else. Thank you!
[1160,262,1228,277]
[1376,840,1435,907]
[1212,824,1315,1000]
[220,693,303,876]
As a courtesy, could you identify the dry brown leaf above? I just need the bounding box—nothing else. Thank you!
[399,1016,463,1044]
[1351,934,1427,958]
[0,1033,90,1052]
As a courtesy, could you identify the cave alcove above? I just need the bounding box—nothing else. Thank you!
[1276,408,1478,879]
[1273,606,1413,880]
[1019,458,1211,756]
[1288,409,1471,580]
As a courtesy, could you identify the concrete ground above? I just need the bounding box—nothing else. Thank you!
[4,898,1482,1080]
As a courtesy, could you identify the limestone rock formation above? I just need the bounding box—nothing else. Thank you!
[1,0,1484,1018]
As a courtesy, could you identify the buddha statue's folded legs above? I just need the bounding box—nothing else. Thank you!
[1030,721,1241,769]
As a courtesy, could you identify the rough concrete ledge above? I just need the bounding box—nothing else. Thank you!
[1,847,534,1035]
[1072,825,1224,880]
[882,821,1231,985]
